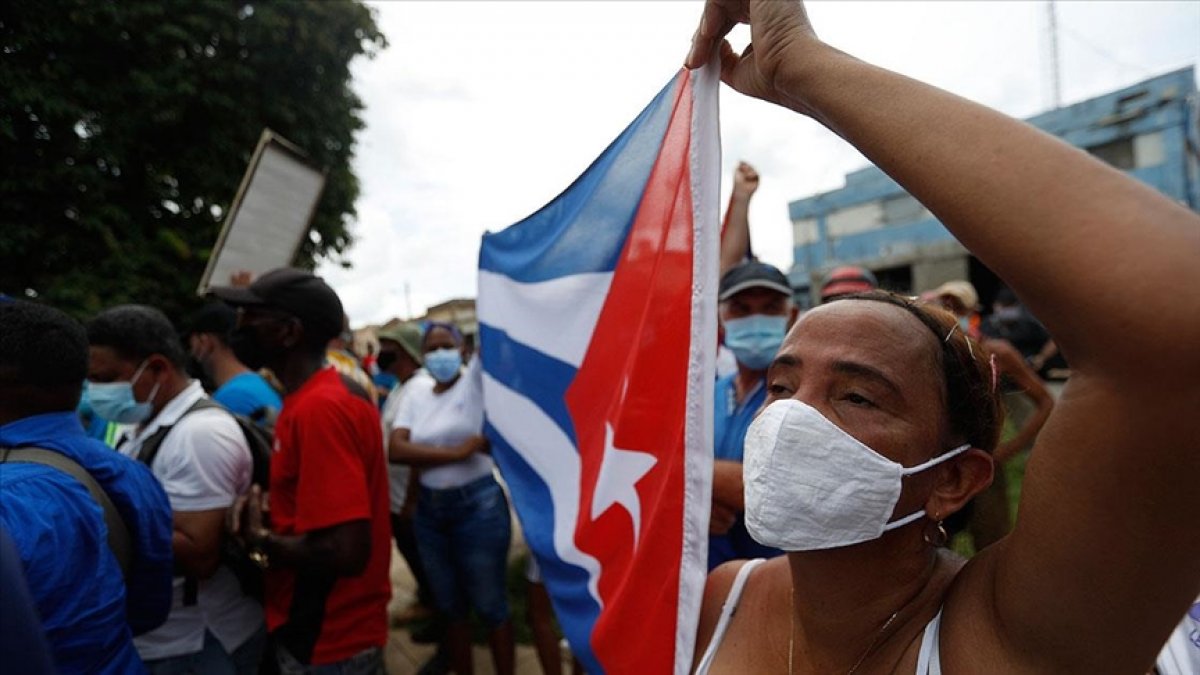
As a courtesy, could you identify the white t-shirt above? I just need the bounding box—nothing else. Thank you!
[392,360,494,489]
[381,369,434,512]
[117,380,262,660]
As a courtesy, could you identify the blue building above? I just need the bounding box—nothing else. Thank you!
[787,67,1199,307]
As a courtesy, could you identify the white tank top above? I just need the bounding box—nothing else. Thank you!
[694,559,944,674]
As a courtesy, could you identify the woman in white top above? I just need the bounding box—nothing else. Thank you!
[389,322,515,675]
[685,1,1200,673]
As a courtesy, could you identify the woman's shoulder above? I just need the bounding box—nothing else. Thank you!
[695,557,791,673]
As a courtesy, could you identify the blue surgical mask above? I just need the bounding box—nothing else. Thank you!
[86,360,161,424]
[723,315,788,371]
[424,348,463,383]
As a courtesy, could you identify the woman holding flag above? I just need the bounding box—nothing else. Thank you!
[686,1,1200,673]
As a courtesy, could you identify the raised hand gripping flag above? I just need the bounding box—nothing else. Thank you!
[478,63,720,675]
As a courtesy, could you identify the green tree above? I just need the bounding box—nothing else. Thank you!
[0,0,385,320]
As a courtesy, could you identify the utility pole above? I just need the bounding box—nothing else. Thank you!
[404,281,412,320]
[1047,0,1062,109]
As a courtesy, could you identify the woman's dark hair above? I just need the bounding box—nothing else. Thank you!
[832,290,1004,539]
[421,321,463,349]
[833,290,1003,455]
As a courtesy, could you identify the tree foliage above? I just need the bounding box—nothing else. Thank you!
[0,0,385,320]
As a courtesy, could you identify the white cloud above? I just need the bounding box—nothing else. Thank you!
[319,0,1200,326]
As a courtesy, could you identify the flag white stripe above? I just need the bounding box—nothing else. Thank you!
[477,270,613,369]
[481,370,604,607]
[675,60,722,675]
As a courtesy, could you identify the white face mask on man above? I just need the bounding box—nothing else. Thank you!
[743,399,969,551]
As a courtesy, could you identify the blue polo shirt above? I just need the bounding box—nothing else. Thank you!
[709,374,782,570]
[213,371,283,420]
[0,412,174,673]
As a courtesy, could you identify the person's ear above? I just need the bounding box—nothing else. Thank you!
[278,317,304,350]
[924,448,994,521]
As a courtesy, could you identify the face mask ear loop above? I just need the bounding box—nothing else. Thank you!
[130,359,150,385]
[881,508,928,532]
[899,443,971,476]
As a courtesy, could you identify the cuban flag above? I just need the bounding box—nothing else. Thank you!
[477,62,720,675]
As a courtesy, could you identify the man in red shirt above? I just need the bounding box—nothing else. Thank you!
[214,268,391,673]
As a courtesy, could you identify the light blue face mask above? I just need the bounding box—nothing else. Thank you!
[723,314,789,371]
[86,360,160,424]
[424,348,463,384]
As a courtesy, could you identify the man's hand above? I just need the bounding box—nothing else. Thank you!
[732,161,760,200]
[228,484,270,550]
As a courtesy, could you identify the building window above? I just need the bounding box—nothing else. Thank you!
[1088,138,1136,170]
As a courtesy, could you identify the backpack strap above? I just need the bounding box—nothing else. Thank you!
[1,446,133,578]
[136,398,223,468]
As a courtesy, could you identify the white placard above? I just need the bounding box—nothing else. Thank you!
[197,130,326,294]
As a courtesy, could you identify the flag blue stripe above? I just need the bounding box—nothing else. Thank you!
[478,75,681,282]
[485,425,604,675]
[478,323,579,443]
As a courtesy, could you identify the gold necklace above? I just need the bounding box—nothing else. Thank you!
[787,607,902,675]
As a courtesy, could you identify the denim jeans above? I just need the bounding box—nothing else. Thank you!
[275,646,384,675]
[413,475,512,626]
[143,625,266,675]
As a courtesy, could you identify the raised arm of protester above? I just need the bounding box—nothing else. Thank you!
[687,2,1200,673]
[984,338,1054,465]
[719,161,759,275]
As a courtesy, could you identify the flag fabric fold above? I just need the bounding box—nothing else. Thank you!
[477,63,720,674]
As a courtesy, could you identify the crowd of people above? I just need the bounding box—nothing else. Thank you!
[2,1,1198,674]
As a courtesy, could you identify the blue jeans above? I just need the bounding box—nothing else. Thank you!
[414,475,512,627]
[276,646,384,675]
[144,625,266,675]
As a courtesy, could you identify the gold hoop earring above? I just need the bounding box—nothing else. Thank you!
[923,520,949,547]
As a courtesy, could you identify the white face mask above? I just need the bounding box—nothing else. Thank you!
[743,399,970,551]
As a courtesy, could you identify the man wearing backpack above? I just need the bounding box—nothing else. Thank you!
[0,299,173,674]
[87,304,266,674]
[214,268,392,674]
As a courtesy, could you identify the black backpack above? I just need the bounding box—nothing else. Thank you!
[137,398,273,603]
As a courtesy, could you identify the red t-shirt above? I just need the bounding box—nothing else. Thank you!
[266,368,392,665]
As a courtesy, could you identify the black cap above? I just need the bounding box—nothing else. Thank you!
[209,268,345,344]
[718,261,792,301]
[183,302,237,339]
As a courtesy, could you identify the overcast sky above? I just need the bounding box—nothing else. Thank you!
[316,1,1200,327]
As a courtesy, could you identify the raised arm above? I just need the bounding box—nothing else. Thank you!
[688,2,1200,671]
[719,161,758,275]
[985,338,1053,464]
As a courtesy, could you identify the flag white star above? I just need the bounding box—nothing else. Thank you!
[590,421,658,548]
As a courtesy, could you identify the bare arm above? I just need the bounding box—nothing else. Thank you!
[986,339,1054,464]
[711,459,745,511]
[688,2,1200,671]
[229,485,371,577]
[172,509,225,579]
[719,161,758,275]
[388,427,482,467]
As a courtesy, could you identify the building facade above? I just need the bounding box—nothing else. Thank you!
[787,67,1199,308]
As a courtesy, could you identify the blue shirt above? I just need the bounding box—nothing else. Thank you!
[709,374,782,570]
[213,371,283,419]
[0,526,54,674]
[0,412,174,674]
